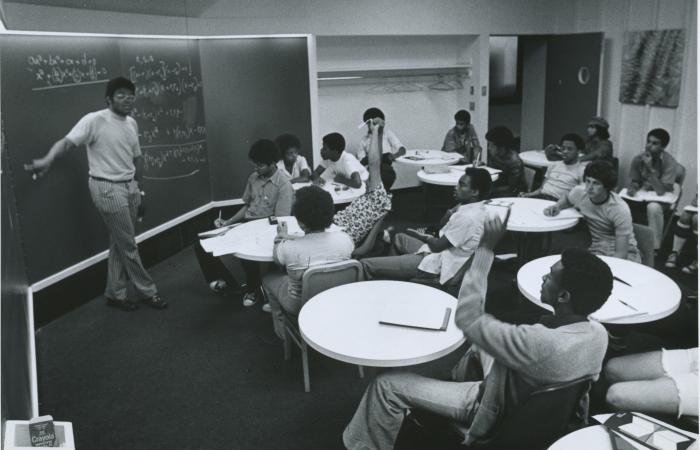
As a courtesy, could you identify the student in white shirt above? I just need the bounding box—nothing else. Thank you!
[275,133,310,183]
[312,132,368,189]
[520,133,587,201]
[360,167,492,285]
[358,107,405,191]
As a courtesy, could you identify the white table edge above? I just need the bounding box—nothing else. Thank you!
[300,327,467,368]
[517,255,682,325]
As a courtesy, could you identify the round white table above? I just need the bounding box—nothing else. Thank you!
[201,217,342,262]
[519,150,555,168]
[489,197,581,233]
[517,255,682,324]
[548,415,698,450]
[298,281,466,367]
[396,149,462,167]
[417,165,501,186]
[292,181,366,204]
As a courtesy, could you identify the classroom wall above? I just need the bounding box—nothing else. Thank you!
[2,0,695,196]
[564,0,697,207]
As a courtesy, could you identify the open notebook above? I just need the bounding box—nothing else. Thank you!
[378,304,452,331]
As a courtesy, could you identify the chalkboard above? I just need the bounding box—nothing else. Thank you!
[200,38,313,200]
[1,34,211,283]
[1,34,311,284]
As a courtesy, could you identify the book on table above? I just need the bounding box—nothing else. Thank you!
[378,304,452,331]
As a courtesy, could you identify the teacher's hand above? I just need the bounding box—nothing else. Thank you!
[214,218,226,228]
[24,157,52,179]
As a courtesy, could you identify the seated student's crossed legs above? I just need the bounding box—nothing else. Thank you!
[344,347,495,450]
[361,233,435,281]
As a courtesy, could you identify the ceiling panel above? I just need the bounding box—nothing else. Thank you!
[4,0,219,17]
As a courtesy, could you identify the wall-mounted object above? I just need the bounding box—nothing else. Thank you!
[619,29,685,108]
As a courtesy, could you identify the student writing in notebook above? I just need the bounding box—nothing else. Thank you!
[544,160,641,262]
[275,133,311,183]
[360,167,492,287]
[626,128,680,252]
[194,139,293,310]
[312,132,368,189]
[343,217,612,449]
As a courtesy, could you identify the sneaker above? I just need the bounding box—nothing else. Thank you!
[242,292,258,307]
[105,297,138,311]
[141,294,168,309]
[262,303,272,313]
[665,251,679,268]
[209,279,227,293]
[682,260,698,275]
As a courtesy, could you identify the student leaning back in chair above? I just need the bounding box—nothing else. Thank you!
[343,216,612,450]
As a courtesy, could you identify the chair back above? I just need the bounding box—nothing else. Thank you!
[469,376,593,449]
[352,212,389,258]
[633,223,655,267]
[300,259,363,307]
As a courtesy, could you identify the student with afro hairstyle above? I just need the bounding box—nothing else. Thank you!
[262,185,354,339]
[544,160,641,262]
[275,133,311,183]
[194,139,294,310]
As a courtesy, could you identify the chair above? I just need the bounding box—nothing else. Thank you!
[352,212,389,258]
[633,223,655,267]
[395,375,593,450]
[280,259,363,392]
[662,164,687,242]
[409,256,473,298]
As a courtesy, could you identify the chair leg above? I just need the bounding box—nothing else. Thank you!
[358,365,365,379]
[283,330,292,361]
[301,341,311,392]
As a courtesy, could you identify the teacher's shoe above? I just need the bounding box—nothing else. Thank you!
[141,294,168,309]
[106,297,138,312]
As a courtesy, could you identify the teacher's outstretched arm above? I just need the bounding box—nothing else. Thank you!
[24,137,76,178]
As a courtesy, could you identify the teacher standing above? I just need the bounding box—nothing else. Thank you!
[25,76,167,312]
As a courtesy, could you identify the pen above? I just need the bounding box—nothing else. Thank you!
[613,276,632,287]
[618,299,640,311]
[357,119,370,129]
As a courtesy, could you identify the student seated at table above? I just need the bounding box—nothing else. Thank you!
[343,218,612,450]
[357,107,405,190]
[262,185,354,339]
[520,133,587,201]
[665,193,698,274]
[605,348,698,418]
[312,132,368,189]
[360,167,492,285]
[275,133,310,183]
[582,116,614,162]
[332,121,394,245]
[543,160,641,262]
[441,109,482,164]
[194,139,293,309]
[626,128,680,252]
[482,125,526,197]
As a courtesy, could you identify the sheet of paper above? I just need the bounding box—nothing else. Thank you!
[620,188,679,204]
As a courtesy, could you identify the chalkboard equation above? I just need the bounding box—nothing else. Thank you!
[128,56,203,97]
[140,125,206,143]
[142,140,207,180]
[26,53,109,90]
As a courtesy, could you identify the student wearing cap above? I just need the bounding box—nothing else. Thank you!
[482,126,525,197]
[441,109,482,164]
[582,116,614,162]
